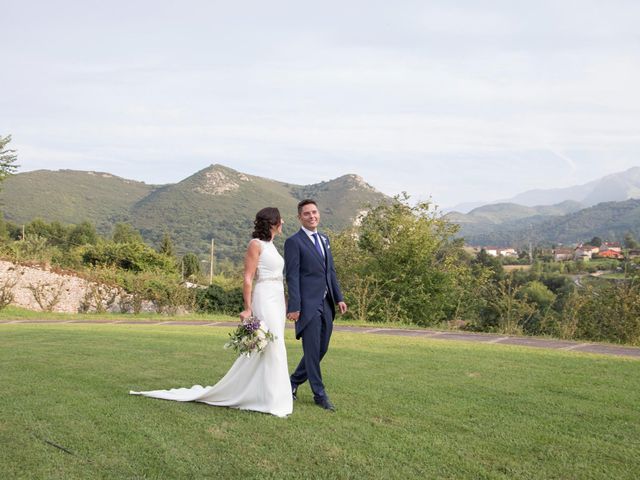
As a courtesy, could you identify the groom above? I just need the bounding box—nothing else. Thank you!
[285,199,347,411]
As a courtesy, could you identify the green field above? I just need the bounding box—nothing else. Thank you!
[0,306,435,331]
[1,324,639,479]
[0,306,229,322]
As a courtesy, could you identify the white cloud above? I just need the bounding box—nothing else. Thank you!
[2,1,640,207]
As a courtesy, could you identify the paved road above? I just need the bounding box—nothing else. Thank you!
[1,319,639,359]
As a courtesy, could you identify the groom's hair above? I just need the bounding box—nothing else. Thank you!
[297,199,318,215]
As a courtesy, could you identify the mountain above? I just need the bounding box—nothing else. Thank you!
[442,200,488,214]
[0,165,388,261]
[444,166,640,247]
[444,166,640,214]
[130,165,299,259]
[498,167,640,207]
[447,200,584,241]
[447,200,583,226]
[0,170,155,231]
[457,199,640,247]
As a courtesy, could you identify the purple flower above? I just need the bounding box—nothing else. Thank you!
[225,316,275,357]
[243,316,261,333]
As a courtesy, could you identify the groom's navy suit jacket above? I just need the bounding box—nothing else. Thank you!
[284,229,344,339]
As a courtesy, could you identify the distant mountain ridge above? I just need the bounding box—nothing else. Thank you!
[456,199,640,247]
[505,167,640,207]
[447,200,584,226]
[0,165,388,261]
[444,166,640,246]
[447,166,640,213]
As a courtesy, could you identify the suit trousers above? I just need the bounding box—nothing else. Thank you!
[290,297,334,399]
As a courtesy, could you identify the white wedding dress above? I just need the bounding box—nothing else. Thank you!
[130,239,293,417]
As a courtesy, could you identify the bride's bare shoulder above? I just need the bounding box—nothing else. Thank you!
[247,238,263,251]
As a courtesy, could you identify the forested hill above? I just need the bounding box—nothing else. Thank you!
[0,165,388,261]
[454,198,640,247]
[0,169,155,231]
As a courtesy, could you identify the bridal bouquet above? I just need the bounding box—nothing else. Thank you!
[225,316,275,357]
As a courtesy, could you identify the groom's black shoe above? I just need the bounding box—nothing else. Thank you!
[291,383,298,401]
[314,396,336,412]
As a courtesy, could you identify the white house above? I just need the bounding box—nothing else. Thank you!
[482,247,518,257]
[574,244,599,261]
[553,248,574,261]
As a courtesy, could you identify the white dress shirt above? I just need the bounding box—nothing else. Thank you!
[301,226,325,257]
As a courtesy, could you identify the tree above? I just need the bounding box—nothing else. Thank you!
[0,217,8,241]
[47,221,70,247]
[0,135,19,188]
[474,248,505,281]
[182,253,201,279]
[589,236,603,247]
[624,232,639,250]
[68,221,98,246]
[332,194,483,325]
[158,232,176,258]
[25,218,51,238]
[112,223,143,244]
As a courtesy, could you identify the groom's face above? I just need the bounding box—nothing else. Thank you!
[299,203,320,231]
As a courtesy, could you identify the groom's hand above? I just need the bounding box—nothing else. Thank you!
[338,302,348,315]
[287,311,300,322]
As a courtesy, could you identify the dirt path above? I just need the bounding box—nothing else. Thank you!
[1,319,639,358]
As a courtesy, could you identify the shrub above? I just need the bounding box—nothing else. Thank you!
[26,281,65,312]
[79,284,121,313]
[517,281,557,334]
[0,277,17,309]
[195,278,243,315]
[145,278,196,314]
[82,242,177,273]
[570,281,640,345]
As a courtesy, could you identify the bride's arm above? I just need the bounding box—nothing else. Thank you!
[239,240,260,320]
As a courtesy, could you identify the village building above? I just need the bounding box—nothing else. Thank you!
[552,248,574,261]
[482,246,518,257]
[483,246,499,257]
[596,249,624,260]
[602,241,622,253]
[574,244,599,261]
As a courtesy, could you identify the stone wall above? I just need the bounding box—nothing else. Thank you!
[0,260,153,313]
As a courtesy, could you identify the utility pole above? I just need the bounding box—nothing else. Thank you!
[209,238,214,284]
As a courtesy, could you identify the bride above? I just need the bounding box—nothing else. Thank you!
[130,207,293,417]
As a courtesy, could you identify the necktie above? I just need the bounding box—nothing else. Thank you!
[312,233,324,257]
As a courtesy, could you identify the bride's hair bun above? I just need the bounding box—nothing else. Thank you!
[252,207,282,241]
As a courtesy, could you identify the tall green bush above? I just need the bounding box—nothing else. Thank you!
[195,279,243,315]
[567,281,640,345]
[332,195,484,325]
[82,242,177,273]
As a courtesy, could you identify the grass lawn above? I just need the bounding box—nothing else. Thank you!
[0,306,231,322]
[502,265,531,272]
[1,324,639,479]
[0,305,431,331]
[598,273,627,280]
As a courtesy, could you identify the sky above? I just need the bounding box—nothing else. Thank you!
[2,0,640,209]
